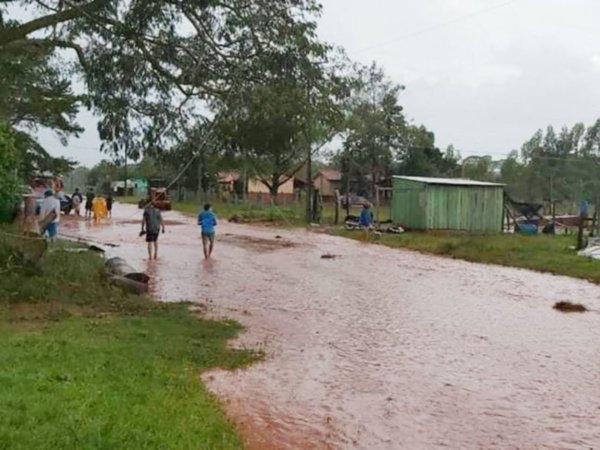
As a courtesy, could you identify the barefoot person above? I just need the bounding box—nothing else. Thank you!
[141,202,165,260]
[197,203,217,259]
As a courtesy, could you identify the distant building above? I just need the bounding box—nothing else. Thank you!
[313,170,342,200]
[111,178,148,197]
[217,171,297,204]
[247,177,295,204]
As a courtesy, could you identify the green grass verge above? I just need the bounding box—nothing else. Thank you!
[0,231,260,449]
[334,229,600,284]
[117,196,391,226]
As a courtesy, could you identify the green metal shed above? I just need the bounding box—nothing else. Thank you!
[391,176,505,233]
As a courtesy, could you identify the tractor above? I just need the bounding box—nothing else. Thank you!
[138,179,172,211]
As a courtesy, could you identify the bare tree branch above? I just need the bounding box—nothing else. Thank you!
[0,0,106,47]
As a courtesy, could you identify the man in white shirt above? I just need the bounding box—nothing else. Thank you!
[39,190,61,241]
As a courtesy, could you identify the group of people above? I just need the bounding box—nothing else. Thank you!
[39,187,115,241]
[141,202,217,260]
[73,188,113,222]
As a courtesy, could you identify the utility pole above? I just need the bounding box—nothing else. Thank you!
[305,144,313,222]
[344,151,351,217]
[124,144,128,197]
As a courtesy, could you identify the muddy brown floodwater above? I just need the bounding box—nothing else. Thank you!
[63,204,600,449]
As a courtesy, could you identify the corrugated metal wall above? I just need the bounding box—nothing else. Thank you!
[392,178,504,232]
[391,178,427,229]
[426,185,503,232]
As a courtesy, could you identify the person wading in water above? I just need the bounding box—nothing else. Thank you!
[141,202,165,260]
[197,203,217,259]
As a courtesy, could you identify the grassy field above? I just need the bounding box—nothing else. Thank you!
[118,196,391,226]
[0,231,259,449]
[334,229,600,284]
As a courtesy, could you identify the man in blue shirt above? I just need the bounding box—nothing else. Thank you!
[359,202,374,228]
[198,203,217,259]
[359,202,374,240]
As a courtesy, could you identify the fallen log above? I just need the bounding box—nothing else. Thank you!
[110,275,149,294]
[105,257,150,284]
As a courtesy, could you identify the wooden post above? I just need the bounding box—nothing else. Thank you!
[577,213,585,250]
[375,186,381,224]
[334,189,340,225]
[123,145,128,197]
[305,147,312,223]
[22,194,39,234]
[596,197,600,237]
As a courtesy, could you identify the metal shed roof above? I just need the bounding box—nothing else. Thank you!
[392,176,505,187]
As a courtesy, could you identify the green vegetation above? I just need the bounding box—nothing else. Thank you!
[334,229,600,284]
[0,233,259,449]
[0,124,20,223]
[118,196,391,226]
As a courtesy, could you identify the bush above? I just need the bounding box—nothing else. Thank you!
[0,123,20,223]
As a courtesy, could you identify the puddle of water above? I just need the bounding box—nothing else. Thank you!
[62,204,600,449]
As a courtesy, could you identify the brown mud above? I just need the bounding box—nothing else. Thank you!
[61,204,600,449]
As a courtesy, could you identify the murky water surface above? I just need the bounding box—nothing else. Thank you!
[63,205,600,449]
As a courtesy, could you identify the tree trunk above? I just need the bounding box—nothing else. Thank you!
[269,184,279,205]
[306,146,313,222]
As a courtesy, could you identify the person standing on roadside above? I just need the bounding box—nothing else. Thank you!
[39,190,61,242]
[106,193,113,218]
[72,188,83,216]
[85,188,95,219]
[141,202,165,260]
[197,203,217,259]
[359,202,374,240]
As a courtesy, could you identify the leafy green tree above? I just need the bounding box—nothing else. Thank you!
[396,125,458,177]
[339,63,460,193]
[87,160,120,192]
[1,0,328,156]
[0,24,80,182]
[499,151,525,198]
[0,122,20,222]
[461,155,496,181]
[341,63,406,196]
[215,48,346,200]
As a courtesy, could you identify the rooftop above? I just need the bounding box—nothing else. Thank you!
[315,169,342,181]
[393,176,505,187]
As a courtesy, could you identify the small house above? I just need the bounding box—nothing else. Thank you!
[111,178,147,197]
[313,170,342,200]
[247,177,295,204]
[392,176,505,233]
[217,171,297,204]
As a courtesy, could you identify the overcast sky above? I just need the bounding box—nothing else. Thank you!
[39,0,600,166]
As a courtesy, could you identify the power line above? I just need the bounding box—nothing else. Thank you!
[354,0,521,54]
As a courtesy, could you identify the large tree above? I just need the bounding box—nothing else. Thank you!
[395,125,460,177]
[1,0,327,153]
[341,63,406,197]
[0,122,20,222]
[0,21,81,182]
[214,38,347,200]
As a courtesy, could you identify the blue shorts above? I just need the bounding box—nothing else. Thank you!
[45,222,58,238]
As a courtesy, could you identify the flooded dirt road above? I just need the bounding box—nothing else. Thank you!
[63,204,600,449]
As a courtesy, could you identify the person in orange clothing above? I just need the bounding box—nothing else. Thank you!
[92,195,108,223]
